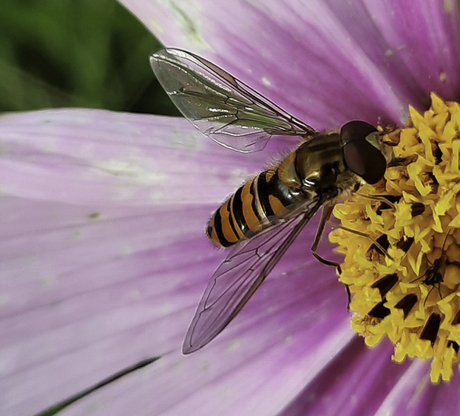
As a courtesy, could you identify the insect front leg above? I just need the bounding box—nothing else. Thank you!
[310,202,354,308]
[310,202,342,273]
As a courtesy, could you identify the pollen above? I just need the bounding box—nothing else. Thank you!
[330,93,460,383]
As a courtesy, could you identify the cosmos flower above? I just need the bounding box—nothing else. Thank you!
[2,0,460,415]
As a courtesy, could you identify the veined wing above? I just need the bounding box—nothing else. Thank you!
[182,197,324,354]
[150,48,316,153]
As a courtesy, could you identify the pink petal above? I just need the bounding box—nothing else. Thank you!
[0,109,266,414]
[0,109,344,415]
[280,339,413,416]
[0,109,269,205]
[4,0,460,413]
[121,0,460,128]
[43,227,353,416]
[374,361,460,416]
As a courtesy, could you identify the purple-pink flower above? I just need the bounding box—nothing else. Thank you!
[2,1,460,415]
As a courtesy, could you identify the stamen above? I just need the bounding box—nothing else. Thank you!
[395,294,418,318]
[330,94,460,383]
[371,273,398,297]
[368,301,391,319]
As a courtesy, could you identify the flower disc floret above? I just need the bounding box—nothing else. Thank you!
[331,94,460,383]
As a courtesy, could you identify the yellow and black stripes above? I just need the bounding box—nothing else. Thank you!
[207,169,302,247]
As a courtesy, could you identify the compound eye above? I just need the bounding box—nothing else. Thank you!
[341,121,386,184]
[340,121,377,144]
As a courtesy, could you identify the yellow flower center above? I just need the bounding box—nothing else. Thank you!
[330,93,460,383]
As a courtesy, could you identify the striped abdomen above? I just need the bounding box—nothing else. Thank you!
[207,169,304,247]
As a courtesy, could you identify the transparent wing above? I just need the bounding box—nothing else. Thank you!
[150,48,316,153]
[182,197,323,354]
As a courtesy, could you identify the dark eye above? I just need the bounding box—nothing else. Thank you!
[341,120,386,184]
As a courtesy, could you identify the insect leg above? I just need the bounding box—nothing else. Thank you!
[344,284,352,311]
[353,193,397,211]
[330,224,394,261]
[387,154,419,168]
[310,203,342,273]
[310,203,354,307]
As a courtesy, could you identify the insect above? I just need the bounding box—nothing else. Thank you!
[150,48,398,354]
[415,230,452,305]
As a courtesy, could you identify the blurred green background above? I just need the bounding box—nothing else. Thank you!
[0,0,180,115]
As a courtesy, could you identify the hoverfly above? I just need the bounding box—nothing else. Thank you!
[150,48,396,354]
